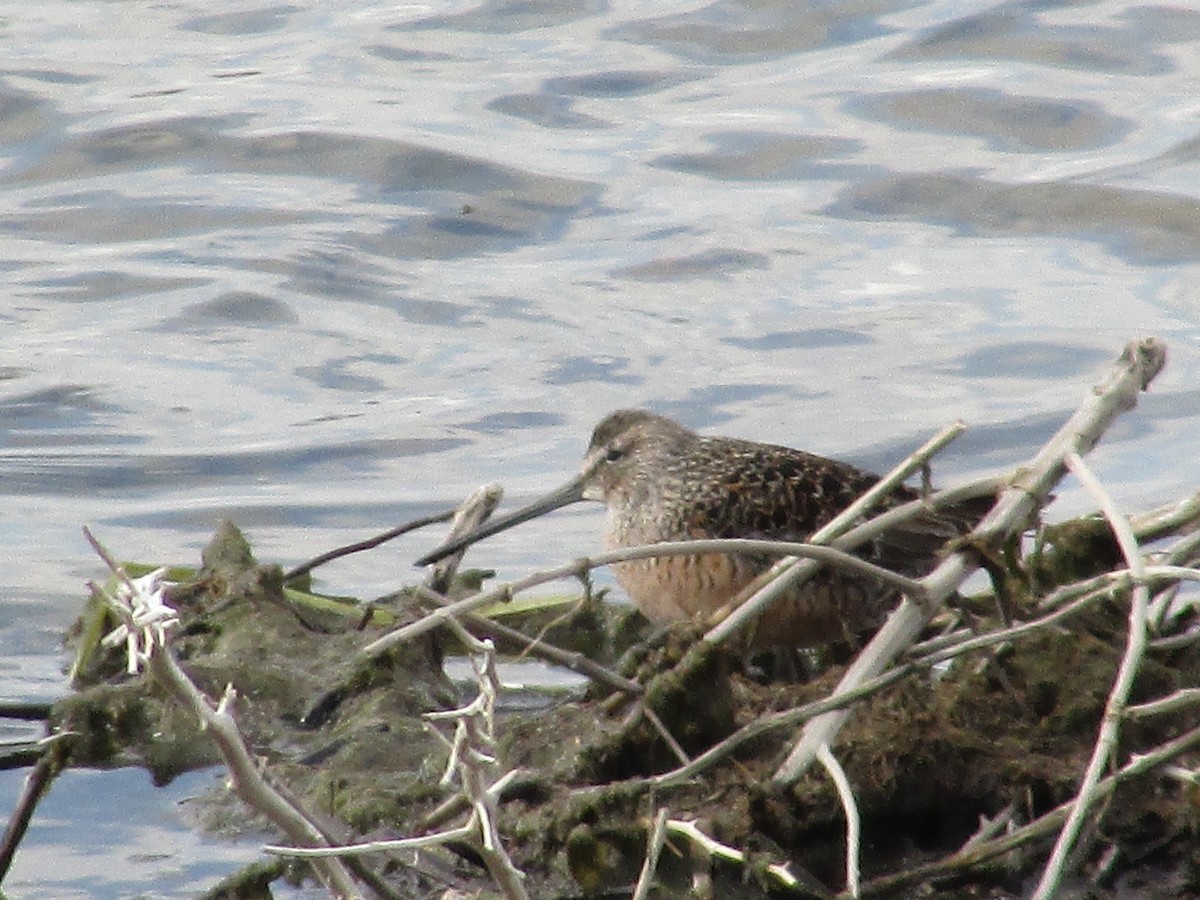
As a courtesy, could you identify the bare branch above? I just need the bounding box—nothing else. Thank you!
[1126,688,1200,719]
[425,484,504,595]
[663,818,800,891]
[631,808,669,900]
[146,664,362,897]
[284,507,459,583]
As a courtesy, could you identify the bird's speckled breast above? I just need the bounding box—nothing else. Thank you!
[602,497,887,645]
[603,503,759,625]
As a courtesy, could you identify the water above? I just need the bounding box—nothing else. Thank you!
[0,768,279,898]
[2,0,1200,894]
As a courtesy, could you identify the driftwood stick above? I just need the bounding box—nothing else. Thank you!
[1029,451,1151,899]
[425,485,503,595]
[1148,526,1200,629]
[1129,491,1200,542]
[959,802,1017,853]
[631,808,670,900]
[0,733,73,883]
[1149,624,1200,651]
[663,819,800,891]
[1126,687,1200,719]
[775,338,1168,785]
[268,821,477,857]
[818,744,861,897]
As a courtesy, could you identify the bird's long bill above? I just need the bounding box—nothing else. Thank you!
[415,476,587,566]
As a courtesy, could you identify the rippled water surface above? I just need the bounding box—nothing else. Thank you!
[4,0,1200,893]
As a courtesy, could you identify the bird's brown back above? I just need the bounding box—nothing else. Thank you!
[580,412,974,646]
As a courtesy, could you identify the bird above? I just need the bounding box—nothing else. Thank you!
[417,409,973,647]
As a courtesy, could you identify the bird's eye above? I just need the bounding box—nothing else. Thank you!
[604,446,625,463]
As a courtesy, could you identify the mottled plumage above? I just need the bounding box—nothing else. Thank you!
[419,410,969,647]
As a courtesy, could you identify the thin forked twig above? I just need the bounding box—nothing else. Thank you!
[663,819,800,891]
[1030,450,1151,900]
[362,532,944,658]
[284,508,457,583]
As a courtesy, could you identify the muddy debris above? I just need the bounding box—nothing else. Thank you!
[44,506,1200,899]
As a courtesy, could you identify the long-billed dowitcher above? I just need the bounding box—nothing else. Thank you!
[418,410,969,646]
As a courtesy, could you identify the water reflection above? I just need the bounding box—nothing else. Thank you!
[830,173,1200,264]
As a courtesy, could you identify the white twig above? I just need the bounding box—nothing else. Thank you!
[81,528,362,898]
[1126,688,1200,719]
[1031,451,1150,900]
[818,744,860,898]
[1064,451,1145,583]
[150,653,364,896]
[364,535,934,657]
[97,566,179,675]
[959,803,1017,852]
[1149,623,1200,651]
[1129,491,1200,542]
[282,770,527,861]
[663,819,799,890]
[426,483,504,595]
[631,809,670,900]
[1162,765,1200,786]
[267,819,479,857]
